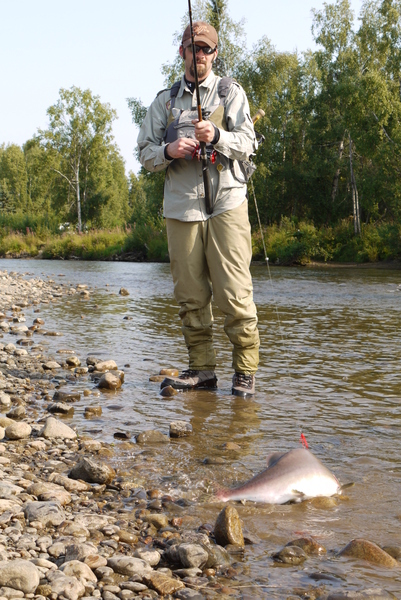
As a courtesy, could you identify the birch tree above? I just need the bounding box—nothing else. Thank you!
[40,87,117,232]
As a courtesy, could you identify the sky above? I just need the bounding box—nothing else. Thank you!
[0,0,363,176]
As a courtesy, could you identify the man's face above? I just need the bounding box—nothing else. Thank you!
[180,42,217,81]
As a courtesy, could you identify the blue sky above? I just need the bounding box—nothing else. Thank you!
[0,0,363,175]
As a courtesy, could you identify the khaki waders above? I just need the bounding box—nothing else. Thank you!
[166,201,259,374]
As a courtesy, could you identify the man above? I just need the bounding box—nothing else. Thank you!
[137,21,259,398]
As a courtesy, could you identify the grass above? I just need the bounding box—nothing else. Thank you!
[0,217,400,265]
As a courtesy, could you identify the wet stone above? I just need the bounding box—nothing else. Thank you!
[169,421,193,438]
[159,368,179,377]
[84,406,102,418]
[69,457,116,484]
[272,545,308,565]
[136,430,169,444]
[97,372,122,390]
[160,385,179,397]
[144,571,185,596]
[47,402,74,415]
[53,390,81,402]
[286,536,326,555]
[338,539,398,567]
[214,506,244,547]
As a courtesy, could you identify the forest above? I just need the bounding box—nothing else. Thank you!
[1,0,401,264]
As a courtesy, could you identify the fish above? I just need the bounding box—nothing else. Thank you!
[216,448,342,504]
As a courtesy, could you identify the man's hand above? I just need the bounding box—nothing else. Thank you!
[165,138,198,159]
[192,119,216,143]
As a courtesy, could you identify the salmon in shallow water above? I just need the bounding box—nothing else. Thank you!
[216,448,341,504]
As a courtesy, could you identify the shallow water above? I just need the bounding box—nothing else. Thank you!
[1,258,401,597]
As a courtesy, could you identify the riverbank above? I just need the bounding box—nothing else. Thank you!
[1,269,245,599]
[0,218,400,265]
[0,267,400,599]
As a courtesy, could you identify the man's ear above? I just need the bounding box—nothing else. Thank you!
[179,45,185,59]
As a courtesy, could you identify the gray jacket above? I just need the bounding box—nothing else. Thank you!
[137,71,256,221]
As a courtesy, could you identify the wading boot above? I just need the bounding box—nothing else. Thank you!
[161,369,218,391]
[232,373,255,398]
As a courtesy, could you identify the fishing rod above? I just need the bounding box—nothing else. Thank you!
[187,0,214,215]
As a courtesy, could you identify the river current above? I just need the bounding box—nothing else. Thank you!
[1,258,401,597]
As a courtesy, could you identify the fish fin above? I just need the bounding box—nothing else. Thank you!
[339,482,354,491]
[266,452,286,467]
[292,489,306,502]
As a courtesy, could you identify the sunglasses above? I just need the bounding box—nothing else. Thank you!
[188,44,216,55]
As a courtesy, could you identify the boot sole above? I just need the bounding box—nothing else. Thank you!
[161,378,218,391]
[232,387,255,398]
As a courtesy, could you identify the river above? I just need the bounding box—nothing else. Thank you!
[1,258,401,597]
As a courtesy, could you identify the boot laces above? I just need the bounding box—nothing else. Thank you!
[180,369,200,379]
[235,373,253,388]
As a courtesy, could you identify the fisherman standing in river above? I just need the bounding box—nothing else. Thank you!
[137,20,259,398]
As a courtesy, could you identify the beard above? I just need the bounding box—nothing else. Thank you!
[190,60,207,79]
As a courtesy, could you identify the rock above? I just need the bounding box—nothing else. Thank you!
[84,406,102,418]
[160,385,179,397]
[27,482,72,505]
[272,545,308,565]
[107,556,153,578]
[40,416,77,439]
[47,402,74,415]
[5,422,31,440]
[48,473,91,493]
[93,360,118,372]
[222,442,241,451]
[66,356,81,367]
[118,530,138,545]
[144,514,169,530]
[59,561,97,585]
[0,559,40,593]
[338,539,398,567]
[381,545,401,560]
[202,543,231,568]
[136,430,169,444]
[169,421,193,438]
[6,406,26,420]
[144,572,185,596]
[178,543,209,569]
[24,501,65,527]
[65,542,99,562]
[69,457,116,484]
[119,288,129,296]
[214,506,244,547]
[159,368,179,377]
[286,537,326,555]
[46,570,85,600]
[97,372,122,390]
[133,548,161,566]
[52,390,81,402]
[42,361,61,370]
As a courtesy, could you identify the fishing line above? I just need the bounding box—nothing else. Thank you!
[211,1,308,444]
[249,177,307,445]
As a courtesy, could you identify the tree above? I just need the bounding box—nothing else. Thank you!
[39,86,118,232]
[0,144,28,213]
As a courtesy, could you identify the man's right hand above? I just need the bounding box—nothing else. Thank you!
[165,138,198,160]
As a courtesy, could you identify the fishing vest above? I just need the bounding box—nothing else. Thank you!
[162,77,257,183]
[163,76,234,145]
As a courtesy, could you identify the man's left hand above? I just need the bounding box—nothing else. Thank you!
[192,119,216,144]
